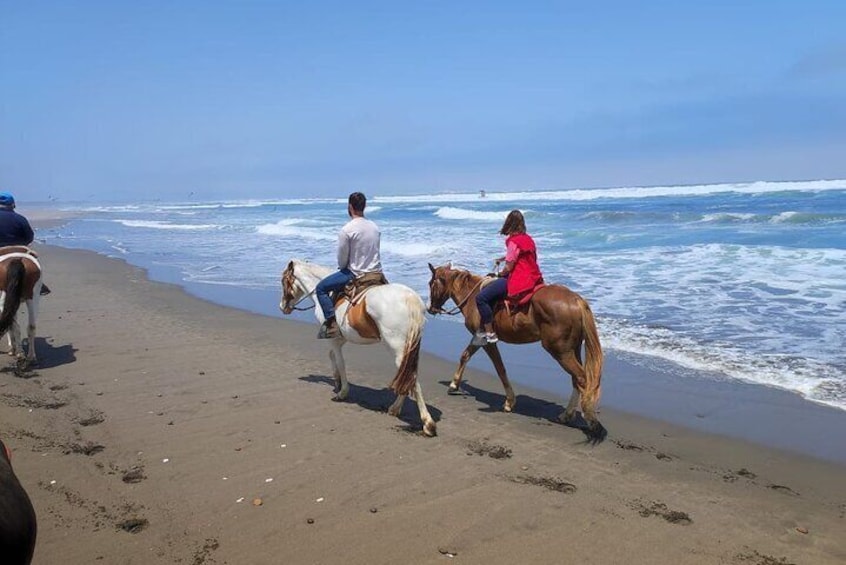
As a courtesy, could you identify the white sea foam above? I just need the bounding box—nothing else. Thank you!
[373,179,846,204]
[434,207,512,221]
[115,220,219,230]
[600,317,846,410]
[255,220,335,241]
[771,211,798,223]
[698,212,758,223]
[382,240,445,257]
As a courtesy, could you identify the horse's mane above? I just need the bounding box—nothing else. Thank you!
[451,268,481,287]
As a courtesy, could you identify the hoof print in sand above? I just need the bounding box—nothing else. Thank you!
[121,467,146,484]
[117,518,148,534]
[632,500,692,525]
[509,474,576,494]
[65,442,105,456]
[78,411,106,427]
[466,440,512,459]
[734,549,796,565]
[1,392,66,410]
[613,440,645,451]
[192,538,220,564]
[723,468,758,483]
[767,484,798,496]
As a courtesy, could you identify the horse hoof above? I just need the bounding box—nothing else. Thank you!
[423,421,437,437]
[447,384,462,395]
[331,394,347,402]
[586,421,608,444]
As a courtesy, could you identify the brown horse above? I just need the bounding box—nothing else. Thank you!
[427,263,606,442]
[0,248,44,368]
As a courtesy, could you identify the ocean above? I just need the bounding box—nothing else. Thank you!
[40,179,846,412]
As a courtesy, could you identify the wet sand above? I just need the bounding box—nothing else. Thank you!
[1,242,844,564]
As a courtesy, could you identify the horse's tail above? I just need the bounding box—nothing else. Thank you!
[389,292,426,396]
[0,258,26,336]
[579,297,604,412]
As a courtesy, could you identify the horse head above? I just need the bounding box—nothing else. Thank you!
[426,262,454,315]
[280,259,334,315]
[279,261,298,314]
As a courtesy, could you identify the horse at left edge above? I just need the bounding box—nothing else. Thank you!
[0,246,44,368]
[279,259,437,437]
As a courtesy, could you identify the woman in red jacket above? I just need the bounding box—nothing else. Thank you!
[475,209,544,343]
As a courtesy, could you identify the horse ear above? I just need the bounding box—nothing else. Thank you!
[428,262,436,274]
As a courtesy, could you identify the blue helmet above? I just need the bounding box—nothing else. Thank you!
[0,192,14,207]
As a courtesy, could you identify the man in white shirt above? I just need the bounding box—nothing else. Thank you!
[315,192,382,338]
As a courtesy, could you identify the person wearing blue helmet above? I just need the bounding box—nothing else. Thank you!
[0,193,34,247]
[0,192,50,295]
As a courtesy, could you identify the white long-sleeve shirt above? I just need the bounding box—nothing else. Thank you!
[337,217,382,276]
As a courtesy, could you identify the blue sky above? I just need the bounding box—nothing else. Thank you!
[2,1,845,202]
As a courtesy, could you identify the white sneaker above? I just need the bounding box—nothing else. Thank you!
[485,332,499,344]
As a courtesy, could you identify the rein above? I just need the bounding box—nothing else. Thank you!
[435,278,484,316]
[285,274,318,311]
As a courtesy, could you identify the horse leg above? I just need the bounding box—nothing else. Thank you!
[448,340,481,394]
[9,318,21,359]
[481,342,516,412]
[410,381,437,437]
[329,350,342,393]
[545,347,605,439]
[383,331,411,417]
[387,393,407,417]
[330,344,350,401]
[562,383,581,425]
[25,298,37,365]
[0,290,11,356]
[559,341,586,426]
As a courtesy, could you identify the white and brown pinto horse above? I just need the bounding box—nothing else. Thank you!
[279,259,436,437]
[427,263,606,442]
[0,246,44,368]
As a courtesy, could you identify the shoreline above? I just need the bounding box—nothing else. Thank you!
[2,243,844,564]
[62,241,846,465]
[25,213,846,463]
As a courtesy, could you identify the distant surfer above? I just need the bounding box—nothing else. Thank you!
[479,189,486,198]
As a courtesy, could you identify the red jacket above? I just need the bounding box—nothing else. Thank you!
[505,233,543,299]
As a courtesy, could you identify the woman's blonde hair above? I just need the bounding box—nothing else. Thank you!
[500,210,526,235]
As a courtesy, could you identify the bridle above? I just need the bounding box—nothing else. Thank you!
[281,269,317,312]
[429,272,484,316]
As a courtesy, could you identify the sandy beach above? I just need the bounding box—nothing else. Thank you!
[1,240,845,564]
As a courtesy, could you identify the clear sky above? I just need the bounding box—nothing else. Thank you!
[2,1,845,202]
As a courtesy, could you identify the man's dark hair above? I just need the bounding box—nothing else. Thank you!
[348,192,367,213]
[500,209,526,235]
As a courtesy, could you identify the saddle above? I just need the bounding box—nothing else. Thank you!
[483,275,545,316]
[339,271,389,305]
[0,245,38,258]
[329,272,389,340]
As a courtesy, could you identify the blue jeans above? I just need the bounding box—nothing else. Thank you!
[476,277,507,326]
[316,268,354,321]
